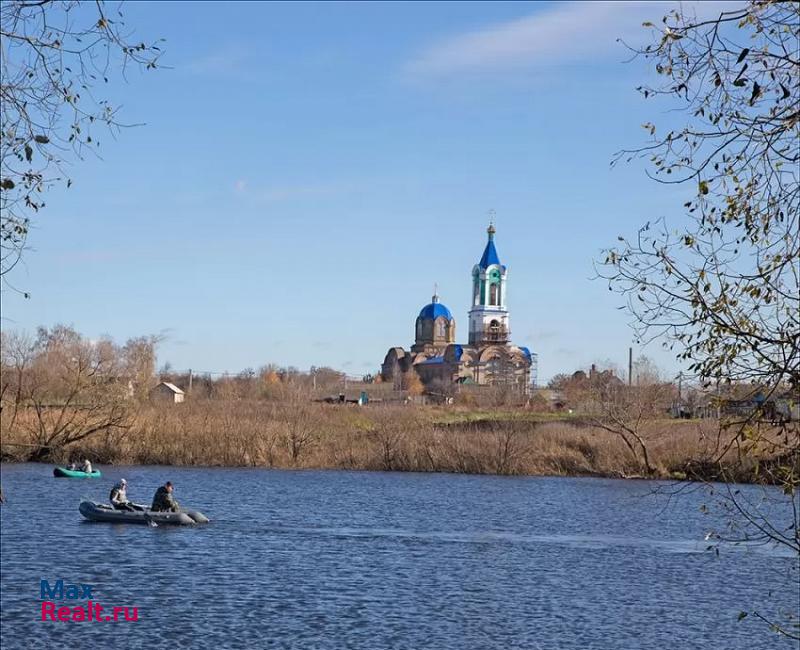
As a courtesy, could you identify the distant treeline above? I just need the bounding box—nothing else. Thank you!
[1,325,792,484]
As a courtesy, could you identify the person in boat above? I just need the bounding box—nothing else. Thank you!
[109,479,135,511]
[151,481,180,513]
[82,459,93,474]
[68,461,78,471]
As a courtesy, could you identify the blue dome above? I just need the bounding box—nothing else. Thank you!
[418,302,453,320]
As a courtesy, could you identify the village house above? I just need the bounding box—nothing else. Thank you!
[149,381,185,404]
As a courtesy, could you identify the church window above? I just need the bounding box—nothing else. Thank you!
[436,319,446,338]
[489,283,498,305]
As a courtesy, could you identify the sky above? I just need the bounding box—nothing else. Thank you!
[1,1,744,383]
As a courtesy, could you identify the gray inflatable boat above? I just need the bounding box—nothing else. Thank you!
[79,500,209,525]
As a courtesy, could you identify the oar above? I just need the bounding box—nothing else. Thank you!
[121,501,157,527]
[141,507,158,528]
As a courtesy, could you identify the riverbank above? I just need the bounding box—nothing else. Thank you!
[1,401,789,484]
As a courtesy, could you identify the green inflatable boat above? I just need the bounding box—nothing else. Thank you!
[53,467,102,478]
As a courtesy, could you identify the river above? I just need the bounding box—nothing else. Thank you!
[0,463,797,649]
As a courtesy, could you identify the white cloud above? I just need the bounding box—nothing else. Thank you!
[405,1,745,78]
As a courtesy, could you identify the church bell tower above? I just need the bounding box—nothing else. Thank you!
[468,223,510,346]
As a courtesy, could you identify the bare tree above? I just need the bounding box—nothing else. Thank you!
[588,374,674,477]
[121,334,160,401]
[631,355,660,386]
[281,385,317,464]
[369,407,409,471]
[559,358,672,475]
[308,366,346,394]
[0,329,35,432]
[599,1,798,636]
[492,419,530,475]
[20,325,132,460]
[1,1,162,282]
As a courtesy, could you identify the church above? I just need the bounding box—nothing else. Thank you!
[381,224,535,393]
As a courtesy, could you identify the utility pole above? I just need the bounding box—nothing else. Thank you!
[628,347,633,386]
[188,369,193,393]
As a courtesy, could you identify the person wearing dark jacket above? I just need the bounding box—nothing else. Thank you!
[151,481,180,512]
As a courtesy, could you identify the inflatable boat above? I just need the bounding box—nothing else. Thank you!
[54,467,102,478]
[79,500,209,525]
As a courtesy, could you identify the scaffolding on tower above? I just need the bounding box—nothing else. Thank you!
[530,352,539,390]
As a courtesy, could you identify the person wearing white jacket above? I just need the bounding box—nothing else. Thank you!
[109,479,134,511]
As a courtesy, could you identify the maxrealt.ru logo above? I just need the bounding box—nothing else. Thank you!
[40,579,138,622]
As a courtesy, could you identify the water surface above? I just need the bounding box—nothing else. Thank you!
[1,464,797,649]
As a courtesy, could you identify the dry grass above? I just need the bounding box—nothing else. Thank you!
[2,399,775,482]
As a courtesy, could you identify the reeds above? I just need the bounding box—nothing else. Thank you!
[1,399,772,482]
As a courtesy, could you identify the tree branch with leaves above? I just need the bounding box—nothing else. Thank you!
[0,0,162,284]
[599,0,798,638]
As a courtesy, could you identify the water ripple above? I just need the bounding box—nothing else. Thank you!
[1,464,796,650]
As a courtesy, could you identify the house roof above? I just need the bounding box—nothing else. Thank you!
[158,381,185,395]
[417,356,445,365]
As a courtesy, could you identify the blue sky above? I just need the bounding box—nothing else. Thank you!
[2,1,741,382]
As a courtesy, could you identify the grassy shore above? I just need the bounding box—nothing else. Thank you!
[0,400,782,483]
